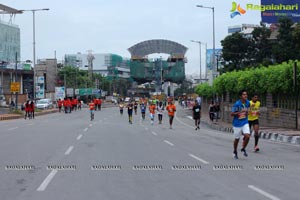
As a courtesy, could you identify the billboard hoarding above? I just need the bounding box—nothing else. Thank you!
[261,0,300,23]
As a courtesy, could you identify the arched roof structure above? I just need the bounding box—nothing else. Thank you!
[128,39,187,58]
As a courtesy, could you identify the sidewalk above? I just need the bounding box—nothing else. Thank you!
[180,106,300,146]
[0,109,59,121]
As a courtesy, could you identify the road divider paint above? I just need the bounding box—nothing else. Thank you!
[164,140,174,146]
[37,169,58,191]
[248,185,281,200]
[8,127,18,131]
[64,146,74,155]
[76,134,83,140]
[151,131,158,136]
[89,124,93,127]
[83,128,88,132]
[189,154,209,165]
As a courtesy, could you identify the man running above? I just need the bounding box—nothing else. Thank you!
[248,94,261,152]
[192,100,201,130]
[57,98,63,113]
[89,99,95,121]
[166,100,176,129]
[134,101,138,115]
[119,102,124,115]
[149,101,156,125]
[140,102,146,120]
[127,101,134,124]
[157,101,164,124]
[231,90,250,159]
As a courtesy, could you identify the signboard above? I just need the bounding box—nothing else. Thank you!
[36,76,45,99]
[78,88,92,96]
[206,49,222,70]
[261,0,300,23]
[10,82,20,93]
[66,88,74,97]
[55,87,65,100]
[23,63,31,70]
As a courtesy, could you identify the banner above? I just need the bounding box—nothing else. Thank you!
[55,87,65,100]
[36,76,45,99]
[261,0,300,23]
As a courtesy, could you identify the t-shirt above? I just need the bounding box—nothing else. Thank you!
[231,100,250,127]
[140,104,146,113]
[193,105,201,117]
[149,105,156,114]
[157,105,164,115]
[89,103,95,110]
[127,103,133,113]
[248,100,260,121]
[166,104,176,116]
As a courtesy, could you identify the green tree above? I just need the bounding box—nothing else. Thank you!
[221,32,254,72]
[272,17,294,63]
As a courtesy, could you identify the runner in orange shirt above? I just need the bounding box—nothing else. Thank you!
[166,101,176,129]
[89,99,95,121]
[57,98,63,113]
[149,101,156,125]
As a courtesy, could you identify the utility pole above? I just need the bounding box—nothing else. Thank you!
[15,52,18,110]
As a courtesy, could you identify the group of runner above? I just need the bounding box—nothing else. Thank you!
[231,90,261,159]
[24,100,35,120]
[119,99,177,129]
[57,97,82,113]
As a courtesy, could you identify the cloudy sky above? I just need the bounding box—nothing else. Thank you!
[1,0,261,74]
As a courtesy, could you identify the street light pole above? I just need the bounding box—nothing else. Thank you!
[20,8,49,100]
[191,40,202,83]
[196,5,215,78]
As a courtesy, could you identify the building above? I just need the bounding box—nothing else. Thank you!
[0,20,20,63]
[228,24,260,38]
[64,53,130,78]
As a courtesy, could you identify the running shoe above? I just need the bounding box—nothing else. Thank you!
[254,146,260,152]
[233,151,238,159]
[241,148,248,157]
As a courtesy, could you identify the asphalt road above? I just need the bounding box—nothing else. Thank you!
[0,106,299,200]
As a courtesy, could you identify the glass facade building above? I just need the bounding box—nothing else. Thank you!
[0,21,20,63]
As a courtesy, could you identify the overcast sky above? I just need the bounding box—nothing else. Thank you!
[1,0,261,74]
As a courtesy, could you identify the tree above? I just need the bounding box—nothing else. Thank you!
[221,32,254,72]
[272,17,294,63]
[251,23,272,66]
[292,23,300,58]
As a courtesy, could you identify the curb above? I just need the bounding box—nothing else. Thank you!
[195,117,300,146]
[0,109,59,121]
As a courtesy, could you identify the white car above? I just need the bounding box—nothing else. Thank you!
[36,99,53,109]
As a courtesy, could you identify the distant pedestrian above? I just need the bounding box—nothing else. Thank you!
[209,101,216,122]
[149,101,156,125]
[166,101,176,129]
[231,90,250,159]
[248,94,261,152]
[30,101,35,119]
[157,101,164,124]
[57,98,63,113]
[192,100,201,130]
[127,101,134,124]
[24,100,30,119]
[140,102,146,120]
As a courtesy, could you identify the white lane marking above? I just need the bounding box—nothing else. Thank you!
[27,123,34,126]
[151,131,157,136]
[175,116,195,129]
[189,154,209,165]
[248,185,281,200]
[8,127,18,131]
[187,116,193,120]
[76,134,83,140]
[64,146,74,155]
[164,140,174,146]
[145,127,149,131]
[83,128,88,132]
[37,170,58,191]
[89,124,93,127]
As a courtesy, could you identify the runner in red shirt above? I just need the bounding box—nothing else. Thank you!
[57,99,63,113]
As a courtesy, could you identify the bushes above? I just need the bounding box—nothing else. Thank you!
[195,61,300,98]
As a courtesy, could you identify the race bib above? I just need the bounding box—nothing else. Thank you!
[238,112,246,119]
[195,108,200,112]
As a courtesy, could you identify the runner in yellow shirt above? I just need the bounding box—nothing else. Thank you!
[248,94,261,152]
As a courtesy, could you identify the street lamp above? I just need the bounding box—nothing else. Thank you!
[191,40,203,83]
[196,5,215,78]
[20,8,49,99]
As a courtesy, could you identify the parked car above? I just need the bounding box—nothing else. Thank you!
[36,99,53,109]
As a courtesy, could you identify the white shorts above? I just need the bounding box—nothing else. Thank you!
[233,124,250,139]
